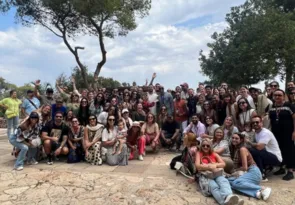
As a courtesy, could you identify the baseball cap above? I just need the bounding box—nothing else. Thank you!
[122,108,129,114]
[181,83,188,87]
[249,87,259,92]
[27,90,34,94]
[29,112,39,119]
[46,88,54,93]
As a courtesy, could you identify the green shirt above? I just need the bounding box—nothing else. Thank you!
[0,97,22,118]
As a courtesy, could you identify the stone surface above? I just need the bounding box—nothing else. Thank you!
[0,132,295,204]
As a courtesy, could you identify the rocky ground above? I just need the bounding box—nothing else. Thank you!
[0,129,295,205]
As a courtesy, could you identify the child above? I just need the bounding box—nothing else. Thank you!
[113,119,127,155]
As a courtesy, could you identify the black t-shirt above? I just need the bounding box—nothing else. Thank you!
[42,121,69,143]
[162,121,180,135]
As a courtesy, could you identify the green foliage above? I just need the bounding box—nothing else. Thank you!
[199,0,295,88]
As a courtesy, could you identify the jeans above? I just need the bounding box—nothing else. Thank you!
[209,176,233,205]
[6,116,19,138]
[176,120,188,149]
[228,165,262,198]
[249,148,281,174]
[9,134,37,168]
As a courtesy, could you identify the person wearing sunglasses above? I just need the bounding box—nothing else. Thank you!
[235,85,255,109]
[67,117,85,163]
[200,101,217,124]
[77,97,90,126]
[237,97,257,132]
[228,133,271,201]
[51,97,66,120]
[41,111,69,165]
[102,115,128,165]
[246,116,282,181]
[268,89,295,181]
[287,87,295,105]
[195,139,243,205]
[84,115,104,165]
[9,112,41,171]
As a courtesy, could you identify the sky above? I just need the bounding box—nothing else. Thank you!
[1,0,280,90]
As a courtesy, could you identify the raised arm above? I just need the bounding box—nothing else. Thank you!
[148,73,157,86]
[71,76,81,97]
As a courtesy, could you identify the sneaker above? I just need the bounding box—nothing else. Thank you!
[282,171,294,181]
[138,155,144,161]
[274,168,286,175]
[224,194,239,205]
[28,159,38,165]
[238,199,244,205]
[261,174,269,182]
[264,166,274,175]
[261,187,272,201]
[15,166,24,171]
[47,156,53,165]
[256,191,262,199]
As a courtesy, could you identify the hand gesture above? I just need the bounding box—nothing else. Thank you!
[35,79,41,86]
[146,79,148,85]
[152,73,156,79]
[71,76,76,83]
[54,147,61,156]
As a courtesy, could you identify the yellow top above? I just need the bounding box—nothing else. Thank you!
[0,97,22,118]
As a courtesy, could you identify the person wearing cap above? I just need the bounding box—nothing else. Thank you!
[160,115,180,150]
[33,80,56,105]
[21,89,40,117]
[127,121,146,160]
[249,87,272,128]
[122,108,133,130]
[9,112,41,171]
[0,90,22,138]
[180,83,189,100]
[51,97,66,120]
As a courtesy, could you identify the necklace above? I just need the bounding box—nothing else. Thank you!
[274,102,284,122]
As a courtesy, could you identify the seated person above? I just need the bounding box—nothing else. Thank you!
[141,113,160,154]
[160,114,180,150]
[127,121,146,161]
[195,139,243,205]
[247,116,282,181]
[113,119,127,155]
[228,133,272,201]
[183,114,206,143]
[41,111,69,165]
[212,127,234,174]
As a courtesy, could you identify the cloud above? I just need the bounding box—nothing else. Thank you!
[0,0,247,89]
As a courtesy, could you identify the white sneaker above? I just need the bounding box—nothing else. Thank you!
[224,194,239,205]
[261,187,272,201]
[28,159,38,165]
[138,155,144,161]
[15,166,24,171]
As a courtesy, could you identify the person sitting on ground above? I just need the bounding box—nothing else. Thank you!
[160,114,180,150]
[67,117,85,163]
[157,105,168,128]
[39,104,52,127]
[183,114,206,142]
[132,103,146,122]
[64,110,74,127]
[127,121,146,160]
[84,115,104,165]
[41,111,69,165]
[211,127,234,174]
[121,108,133,130]
[246,116,282,181]
[101,115,128,166]
[195,138,243,205]
[228,133,272,201]
[141,113,160,156]
[221,116,239,142]
[112,119,127,155]
[9,112,41,171]
[201,115,219,140]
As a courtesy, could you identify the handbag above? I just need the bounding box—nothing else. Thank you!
[196,173,211,197]
[200,156,224,179]
[67,149,80,163]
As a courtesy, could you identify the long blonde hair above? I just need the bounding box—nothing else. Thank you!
[200,138,214,155]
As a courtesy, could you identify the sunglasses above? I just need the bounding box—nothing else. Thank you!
[274,94,283,97]
[202,144,210,148]
[55,116,63,118]
[270,84,278,87]
[108,119,115,121]
[251,121,259,125]
[206,118,211,121]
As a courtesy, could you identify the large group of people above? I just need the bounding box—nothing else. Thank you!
[0,74,295,205]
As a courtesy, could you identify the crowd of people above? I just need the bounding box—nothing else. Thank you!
[0,74,295,205]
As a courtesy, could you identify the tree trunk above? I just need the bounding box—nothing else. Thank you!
[285,64,294,90]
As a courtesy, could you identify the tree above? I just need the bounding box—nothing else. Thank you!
[199,0,295,88]
[4,0,151,87]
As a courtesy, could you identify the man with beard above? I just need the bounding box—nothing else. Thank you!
[41,111,69,165]
[249,87,272,128]
[247,116,282,181]
[21,90,40,117]
[34,80,56,105]
[147,85,158,116]
[160,115,180,150]
[183,114,206,143]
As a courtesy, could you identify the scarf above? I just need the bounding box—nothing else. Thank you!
[86,124,104,141]
[256,95,270,115]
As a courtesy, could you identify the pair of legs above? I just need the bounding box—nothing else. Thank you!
[7,116,19,138]
[43,140,69,163]
[9,134,38,169]
[129,136,146,160]
[160,133,177,149]
[113,138,126,155]
[145,134,159,152]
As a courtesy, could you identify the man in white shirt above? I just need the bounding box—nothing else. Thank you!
[247,116,282,181]
[147,85,158,116]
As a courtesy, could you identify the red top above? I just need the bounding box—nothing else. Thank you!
[199,152,217,164]
[174,99,188,122]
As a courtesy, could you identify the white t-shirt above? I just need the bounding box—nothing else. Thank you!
[207,124,220,136]
[236,95,255,109]
[148,92,158,115]
[98,112,108,126]
[255,128,282,162]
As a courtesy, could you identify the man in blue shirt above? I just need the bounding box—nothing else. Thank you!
[21,90,40,117]
[51,97,67,119]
